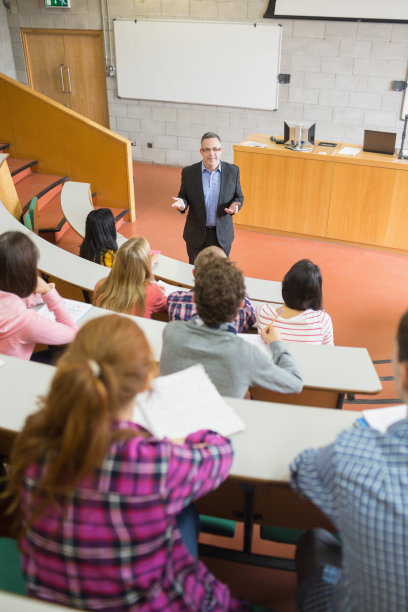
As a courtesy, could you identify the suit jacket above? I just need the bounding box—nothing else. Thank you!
[178,161,244,250]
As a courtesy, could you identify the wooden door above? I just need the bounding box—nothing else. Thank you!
[22,29,109,128]
[22,30,68,107]
[63,31,109,127]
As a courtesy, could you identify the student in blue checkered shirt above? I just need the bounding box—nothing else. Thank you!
[167,245,256,332]
[290,310,408,611]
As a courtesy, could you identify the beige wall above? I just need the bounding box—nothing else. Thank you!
[6,0,408,164]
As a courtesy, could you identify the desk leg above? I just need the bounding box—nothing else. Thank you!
[336,393,345,409]
[241,483,255,554]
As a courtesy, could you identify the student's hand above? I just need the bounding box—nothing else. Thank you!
[261,324,281,344]
[224,202,239,215]
[171,197,186,211]
[35,276,53,295]
[151,253,159,266]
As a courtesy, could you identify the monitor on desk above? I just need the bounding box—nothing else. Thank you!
[284,121,315,148]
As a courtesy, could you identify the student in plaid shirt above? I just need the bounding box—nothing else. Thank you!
[290,309,408,611]
[167,246,256,332]
[6,315,256,611]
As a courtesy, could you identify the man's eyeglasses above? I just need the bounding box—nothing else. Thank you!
[201,147,222,153]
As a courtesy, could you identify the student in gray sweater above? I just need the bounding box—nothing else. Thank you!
[159,258,303,399]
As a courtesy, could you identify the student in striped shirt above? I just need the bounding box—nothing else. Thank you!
[256,259,334,345]
[6,315,255,611]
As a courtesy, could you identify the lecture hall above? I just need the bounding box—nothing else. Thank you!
[1,0,408,610]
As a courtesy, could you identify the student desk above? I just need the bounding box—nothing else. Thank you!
[233,134,408,251]
[0,200,109,296]
[0,592,86,612]
[78,306,166,362]
[250,341,381,409]
[0,353,359,545]
[60,182,283,304]
[79,308,381,407]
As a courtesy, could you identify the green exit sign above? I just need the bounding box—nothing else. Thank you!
[45,0,71,7]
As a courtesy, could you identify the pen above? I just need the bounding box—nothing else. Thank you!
[265,307,283,333]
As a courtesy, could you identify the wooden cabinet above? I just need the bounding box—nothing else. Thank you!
[234,134,408,252]
[22,29,109,128]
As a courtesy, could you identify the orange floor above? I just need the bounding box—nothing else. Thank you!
[124,163,408,360]
[60,162,408,611]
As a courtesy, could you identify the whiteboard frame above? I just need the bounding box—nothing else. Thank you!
[113,19,282,111]
[264,0,408,22]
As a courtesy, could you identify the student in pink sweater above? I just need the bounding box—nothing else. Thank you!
[0,231,78,361]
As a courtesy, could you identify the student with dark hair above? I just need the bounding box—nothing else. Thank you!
[160,258,303,398]
[79,208,118,267]
[0,231,77,360]
[6,314,257,611]
[256,259,333,345]
[290,309,408,611]
[167,245,256,332]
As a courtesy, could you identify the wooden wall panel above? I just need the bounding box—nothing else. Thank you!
[0,74,135,220]
[327,164,408,249]
[234,149,333,237]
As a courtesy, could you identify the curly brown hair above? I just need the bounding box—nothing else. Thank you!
[194,258,245,325]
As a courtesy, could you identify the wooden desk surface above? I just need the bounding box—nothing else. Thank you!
[235,134,408,170]
[0,354,359,484]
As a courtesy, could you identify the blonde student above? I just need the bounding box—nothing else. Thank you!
[93,236,167,318]
[5,314,258,611]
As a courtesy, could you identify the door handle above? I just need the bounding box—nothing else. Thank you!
[59,64,65,92]
[66,66,72,93]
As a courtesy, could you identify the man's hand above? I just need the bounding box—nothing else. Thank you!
[224,202,240,215]
[171,197,186,211]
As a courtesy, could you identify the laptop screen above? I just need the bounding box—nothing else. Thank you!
[363,130,396,155]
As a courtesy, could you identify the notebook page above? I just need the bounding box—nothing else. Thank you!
[361,405,407,433]
[37,299,92,322]
[133,364,245,439]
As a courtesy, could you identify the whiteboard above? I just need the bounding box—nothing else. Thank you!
[265,0,408,21]
[113,20,282,111]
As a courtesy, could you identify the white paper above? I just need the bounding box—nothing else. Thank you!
[242,140,268,148]
[37,299,92,323]
[156,280,185,297]
[362,404,407,433]
[133,364,245,439]
[337,147,361,156]
[0,360,4,366]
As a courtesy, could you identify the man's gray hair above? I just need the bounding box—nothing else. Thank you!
[201,132,221,145]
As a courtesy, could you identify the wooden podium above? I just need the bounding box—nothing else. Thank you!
[233,134,408,251]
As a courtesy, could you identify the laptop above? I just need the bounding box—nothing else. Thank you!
[363,130,396,155]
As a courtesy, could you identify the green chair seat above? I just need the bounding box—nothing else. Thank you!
[259,525,305,545]
[0,537,26,596]
[200,515,236,538]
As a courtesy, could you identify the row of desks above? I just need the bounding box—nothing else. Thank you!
[0,196,283,304]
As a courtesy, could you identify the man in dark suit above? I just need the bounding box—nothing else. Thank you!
[171,132,244,264]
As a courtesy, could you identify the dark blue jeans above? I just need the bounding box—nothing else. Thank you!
[176,504,200,559]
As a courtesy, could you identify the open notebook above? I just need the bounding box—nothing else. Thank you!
[133,364,245,439]
[36,298,92,322]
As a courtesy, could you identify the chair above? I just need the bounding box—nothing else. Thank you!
[0,538,26,596]
[22,197,39,234]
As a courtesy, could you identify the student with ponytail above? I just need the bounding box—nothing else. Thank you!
[5,315,256,611]
[93,236,167,318]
